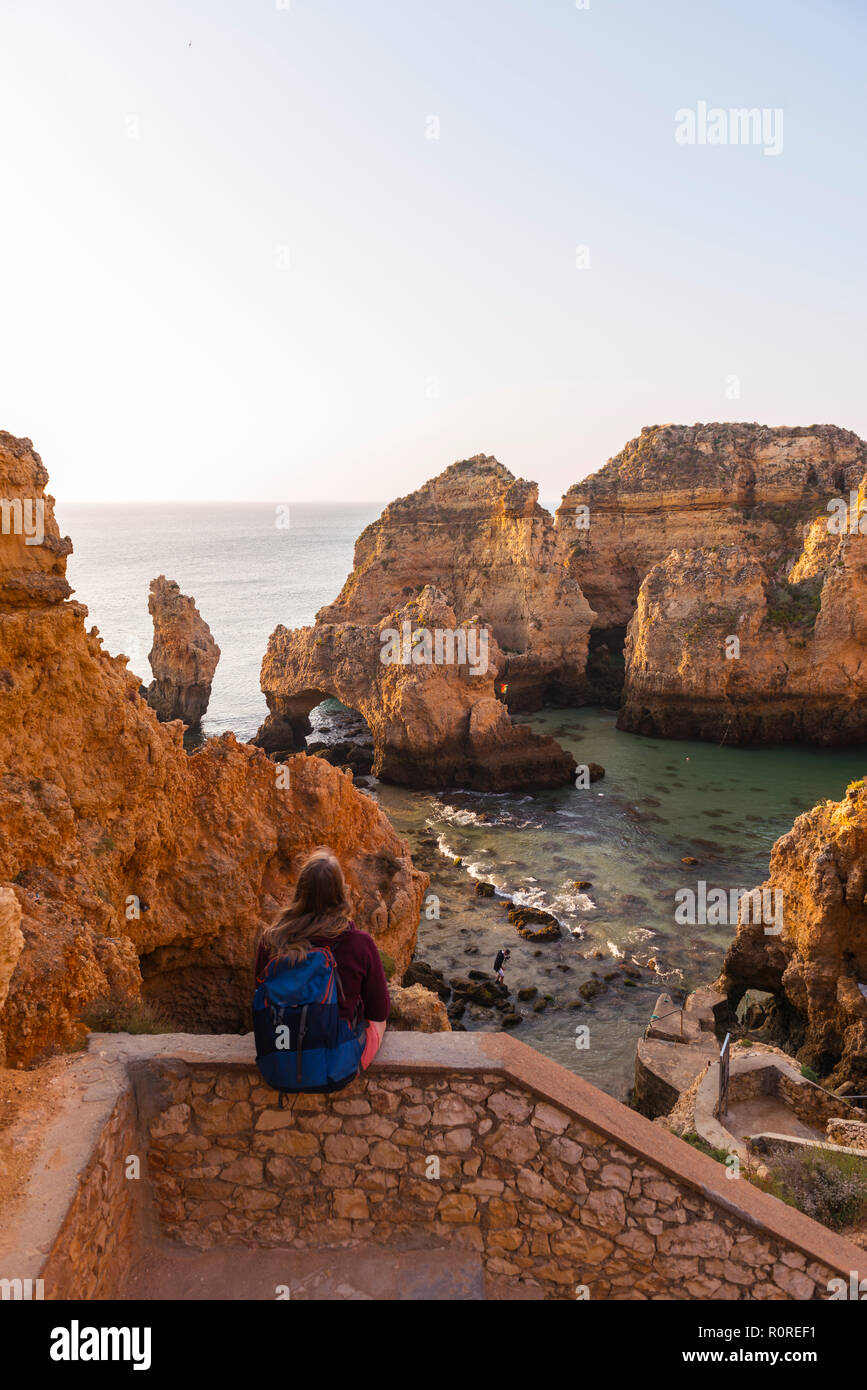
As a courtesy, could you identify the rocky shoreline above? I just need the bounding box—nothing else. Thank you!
[4,419,867,1098]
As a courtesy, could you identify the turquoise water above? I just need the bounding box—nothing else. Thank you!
[57,504,867,1100]
[58,502,381,741]
[377,709,867,1099]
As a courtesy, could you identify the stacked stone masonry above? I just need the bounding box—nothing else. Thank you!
[18,1034,863,1301]
[141,1060,846,1300]
[726,1061,866,1132]
[40,1089,142,1300]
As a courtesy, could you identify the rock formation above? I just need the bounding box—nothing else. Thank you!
[560,422,865,631]
[321,455,595,710]
[258,457,589,790]
[618,486,867,742]
[260,585,575,791]
[146,575,220,727]
[0,432,428,1065]
[386,982,450,1031]
[718,780,867,1089]
[558,423,867,739]
[0,888,23,1065]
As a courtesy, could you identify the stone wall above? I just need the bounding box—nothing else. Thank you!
[776,1071,866,1131]
[6,1032,863,1302]
[725,1059,866,1131]
[826,1119,867,1152]
[39,1087,142,1299]
[130,1034,863,1300]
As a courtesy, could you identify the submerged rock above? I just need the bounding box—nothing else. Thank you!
[507,904,562,941]
[579,978,607,1000]
[402,959,450,1001]
[449,975,501,1008]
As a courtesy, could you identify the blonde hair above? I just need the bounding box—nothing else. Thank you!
[260,847,351,967]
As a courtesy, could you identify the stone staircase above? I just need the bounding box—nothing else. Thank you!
[634,987,726,1117]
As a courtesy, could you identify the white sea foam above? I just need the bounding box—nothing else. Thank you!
[430,799,534,830]
[627,927,657,943]
[550,880,596,913]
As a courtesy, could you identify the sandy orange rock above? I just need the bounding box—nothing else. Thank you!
[258,455,590,788]
[618,487,867,743]
[719,780,867,1088]
[146,575,220,727]
[560,423,865,630]
[258,584,576,791]
[0,433,428,1064]
[558,423,866,706]
[387,982,450,1031]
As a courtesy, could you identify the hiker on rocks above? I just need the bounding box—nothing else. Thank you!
[493,946,510,985]
[253,847,389,1090]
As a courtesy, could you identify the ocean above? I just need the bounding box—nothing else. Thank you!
[58,502,866,1101]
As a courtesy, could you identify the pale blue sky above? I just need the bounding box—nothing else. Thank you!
[1,0,864,502]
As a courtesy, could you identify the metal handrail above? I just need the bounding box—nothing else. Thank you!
[718,1032,731,1118]
[646,1007,684,1039]
[798,1077,867,1107]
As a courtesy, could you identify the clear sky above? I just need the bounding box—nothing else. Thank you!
[1,0,865,503]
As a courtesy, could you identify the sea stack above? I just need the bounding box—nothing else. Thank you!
[146,575,221,728]
[256,455,589,791]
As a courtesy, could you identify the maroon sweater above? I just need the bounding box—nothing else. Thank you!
[254,921,390,1025]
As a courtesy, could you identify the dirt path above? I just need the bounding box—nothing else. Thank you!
[0,1052,80,1219]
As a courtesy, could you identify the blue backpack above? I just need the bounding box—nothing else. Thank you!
[253,946,366,1094]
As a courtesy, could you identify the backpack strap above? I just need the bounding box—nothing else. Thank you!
[332,964,364,1031]
[296,1004,309,1084]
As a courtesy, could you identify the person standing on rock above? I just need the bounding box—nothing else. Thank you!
[493,947,510,985]
[254,848,390,1081]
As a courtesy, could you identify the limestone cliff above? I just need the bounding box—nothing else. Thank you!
[258,585,576,790]
[556,422,867,739]
[258,455,589,789]
[146,575,220,727]
[0,432,428,1064]
[558,424,865,701]
[719,781,867,1089]
[321,456,594,709]
[0,888,23,1065]
[618,485,867,742]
